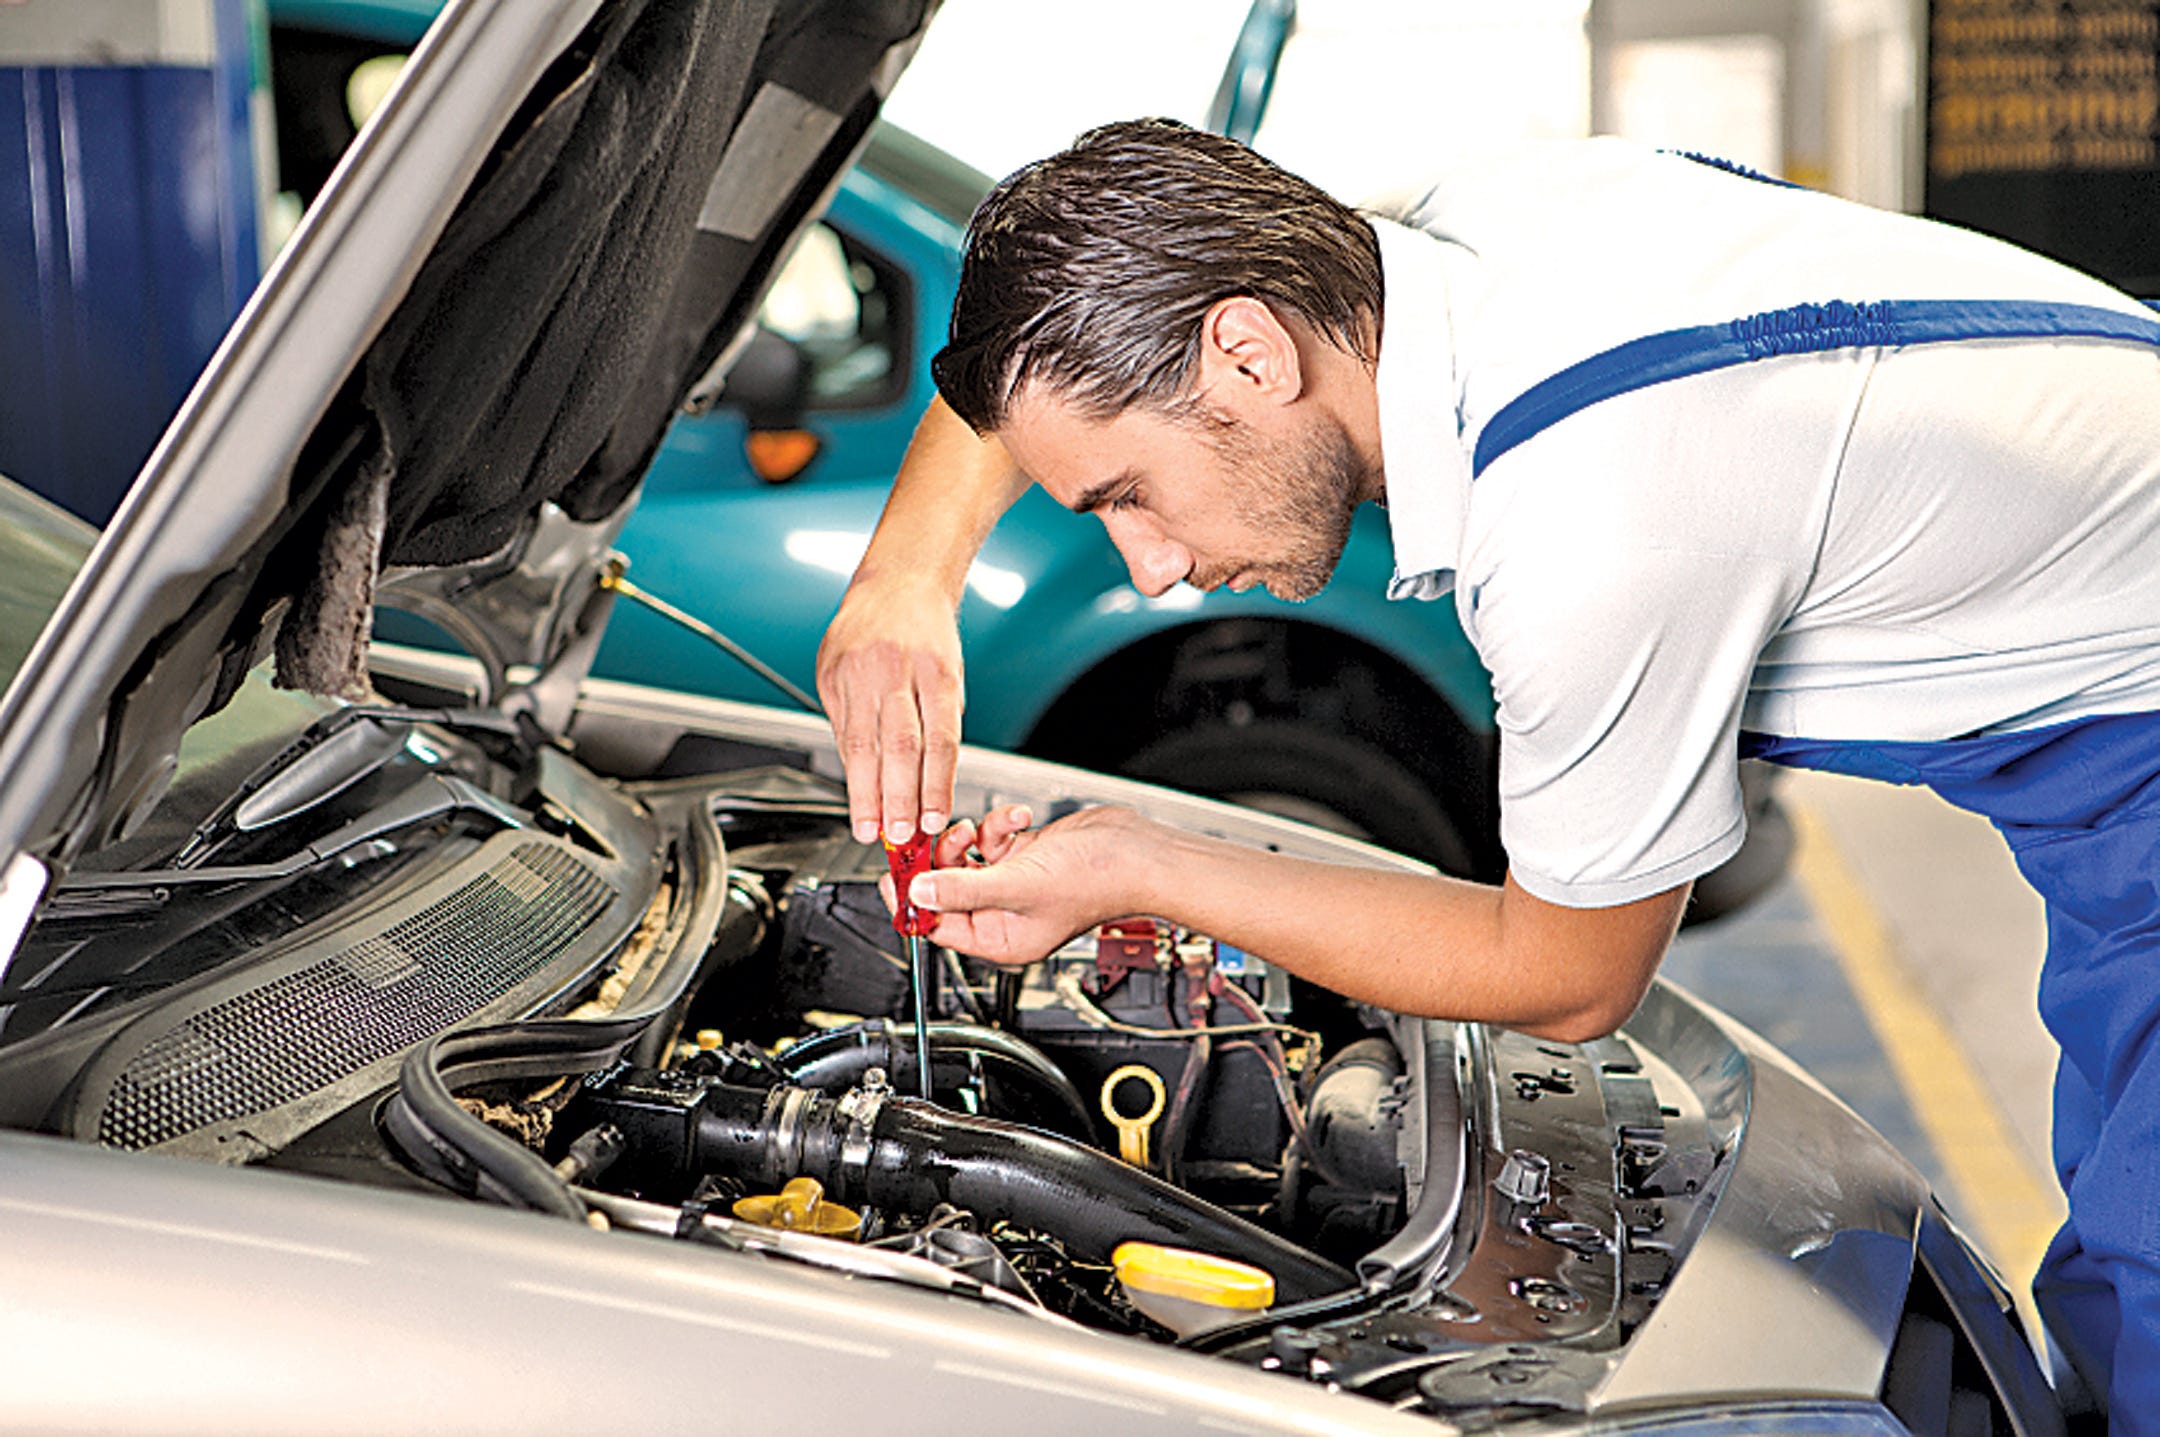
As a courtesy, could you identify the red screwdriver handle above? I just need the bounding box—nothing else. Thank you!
[882,832,938,937]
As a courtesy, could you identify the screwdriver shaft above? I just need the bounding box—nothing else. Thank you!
[906,933,936,1100]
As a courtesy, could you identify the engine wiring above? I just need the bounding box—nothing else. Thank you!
[1210,973,1356,1193]
[1051,968,1318,1046]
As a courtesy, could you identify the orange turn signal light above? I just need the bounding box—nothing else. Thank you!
[746,428,821,483]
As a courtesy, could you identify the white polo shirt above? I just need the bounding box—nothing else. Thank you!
[1366,138,2160,907]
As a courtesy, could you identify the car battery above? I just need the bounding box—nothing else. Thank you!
[1016,920,1295,1176]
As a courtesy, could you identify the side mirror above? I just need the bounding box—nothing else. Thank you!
[722,325,821,483]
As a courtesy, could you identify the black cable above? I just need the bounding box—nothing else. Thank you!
[1215,977,1353,1191]
[992,970,1022,1030]
[941,946,986,1022]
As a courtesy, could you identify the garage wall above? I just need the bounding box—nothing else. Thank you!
[0,0,269,523]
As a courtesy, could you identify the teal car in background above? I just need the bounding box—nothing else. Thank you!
[266,0,1787,908]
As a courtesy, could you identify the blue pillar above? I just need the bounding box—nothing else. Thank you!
[0,0,266,523]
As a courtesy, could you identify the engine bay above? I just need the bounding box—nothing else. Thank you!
[379,767,1423,1342]
[307,717,1743,1430]
[0,655,1730,1420]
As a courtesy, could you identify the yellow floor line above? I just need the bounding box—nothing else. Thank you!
[1787,802,2063,1314]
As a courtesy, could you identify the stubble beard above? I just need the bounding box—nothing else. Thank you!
[1194,413,1368,602]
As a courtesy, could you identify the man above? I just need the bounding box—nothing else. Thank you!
[815,119,2160,1425]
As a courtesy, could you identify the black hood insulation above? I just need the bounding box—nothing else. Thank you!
[275,0,926,695]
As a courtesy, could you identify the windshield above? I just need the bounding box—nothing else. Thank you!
[0,479,96,696]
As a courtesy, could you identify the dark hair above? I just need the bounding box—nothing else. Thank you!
[931,119,1382,432]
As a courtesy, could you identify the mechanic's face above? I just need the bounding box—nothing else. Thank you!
[1001,387,1369,602]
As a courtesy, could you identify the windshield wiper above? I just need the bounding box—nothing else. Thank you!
[172,703,537,869]
[57,774,526,899]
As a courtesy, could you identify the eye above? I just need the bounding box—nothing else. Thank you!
[1107,484,1143,514]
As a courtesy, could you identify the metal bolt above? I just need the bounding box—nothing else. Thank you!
[1269,1327,1325,1374]
[1494,1148,1551,1206]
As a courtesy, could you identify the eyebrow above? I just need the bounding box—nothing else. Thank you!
[1069,468,1138,515]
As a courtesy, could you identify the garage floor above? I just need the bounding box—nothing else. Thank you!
[1662,768,2065,1315]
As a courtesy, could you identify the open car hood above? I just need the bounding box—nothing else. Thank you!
[0,0,933,886]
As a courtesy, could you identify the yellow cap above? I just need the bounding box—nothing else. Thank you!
[695,1029,723,1051]
[1111,1242,1275,1310]
[732,1176,863,1239]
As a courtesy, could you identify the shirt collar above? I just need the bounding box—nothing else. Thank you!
[1368,215,1471,601]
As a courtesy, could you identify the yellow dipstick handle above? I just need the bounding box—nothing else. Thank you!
[1100,1064,1167,1169]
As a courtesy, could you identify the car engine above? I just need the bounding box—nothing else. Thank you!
[3,675,1735,1414]
[377,766,1417,1340]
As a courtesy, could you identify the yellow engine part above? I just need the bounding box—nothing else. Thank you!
[732,1176,863,1239]
[1098,1064,1167,1168]
[1112,1241,1275,1335]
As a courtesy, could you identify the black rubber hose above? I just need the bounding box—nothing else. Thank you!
[776,1021,1096,1142]
[386,1018,647,1219]
[693,1084,1353,1303]
[1299,1036,1406,1194]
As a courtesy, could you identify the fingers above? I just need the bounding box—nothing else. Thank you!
[933,817,978,869]
[817,633,965,844]
[820,649,934,844]
[916,653,963,836]
[920,807,1030,874]
[874,686,927,843]
[974,804,1033,862]
[910,849,1053,924]
[881,854,1031,967]
[818,641,894,845]
[923,909,1041,969]
[882,817,980,927]
[910,859,997,919]
[839,736,883,848]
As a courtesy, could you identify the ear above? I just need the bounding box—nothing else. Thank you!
[1196,296,1302,406]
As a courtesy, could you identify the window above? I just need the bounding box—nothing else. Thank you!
[754,222,909,411]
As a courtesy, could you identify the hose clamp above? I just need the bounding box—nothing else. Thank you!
[833,1072,890,1199]
[763,1085,817,1187]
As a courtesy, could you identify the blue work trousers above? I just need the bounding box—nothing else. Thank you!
[1747,712,2160,1429]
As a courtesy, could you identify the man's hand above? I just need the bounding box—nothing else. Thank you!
[815,398,1031,845]
[882,804,1146,968]
[817,576,965,845]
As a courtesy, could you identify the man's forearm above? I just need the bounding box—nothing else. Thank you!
[819,398,1033,840]
[848,397,1029,610]
[1132,823,1685,1041]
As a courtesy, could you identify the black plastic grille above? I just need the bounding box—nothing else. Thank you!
[98,843,613,1150]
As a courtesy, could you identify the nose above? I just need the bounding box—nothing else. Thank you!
[1102,514,1192,598]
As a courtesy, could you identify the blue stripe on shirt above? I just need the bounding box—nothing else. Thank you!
[1473,299,2160,479]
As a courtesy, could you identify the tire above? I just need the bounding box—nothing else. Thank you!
[1117,719,1480,876]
